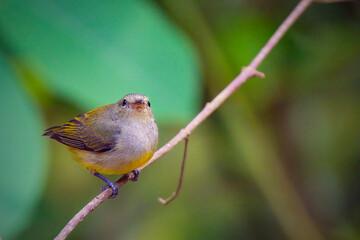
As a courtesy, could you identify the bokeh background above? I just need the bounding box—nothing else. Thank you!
[1,0,359,239]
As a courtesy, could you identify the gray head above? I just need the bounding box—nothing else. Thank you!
[117,93,152,116]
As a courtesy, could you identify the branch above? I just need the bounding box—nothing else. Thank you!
[315,0,353,3]
[158,136,189,205]
[55,0,315,239]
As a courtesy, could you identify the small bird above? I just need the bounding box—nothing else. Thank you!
[43,93,158,198]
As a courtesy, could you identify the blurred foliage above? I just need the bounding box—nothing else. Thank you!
[0,0,359,240]
[0,53,47,240]
[0,0,200,123]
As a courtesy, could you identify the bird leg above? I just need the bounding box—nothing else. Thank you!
[92,172,119,199]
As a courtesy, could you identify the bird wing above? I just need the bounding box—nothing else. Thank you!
[43,105,119,152]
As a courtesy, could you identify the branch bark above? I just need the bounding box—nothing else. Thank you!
[55,0,315,239]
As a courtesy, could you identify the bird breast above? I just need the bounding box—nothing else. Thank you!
[113,117,158,162]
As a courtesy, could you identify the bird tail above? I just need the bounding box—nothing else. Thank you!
[42,126,61,137]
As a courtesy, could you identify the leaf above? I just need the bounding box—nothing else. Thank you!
[0,54,47,239]
[0,0,200,123]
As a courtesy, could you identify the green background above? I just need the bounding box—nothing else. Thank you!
[0,0,359,239]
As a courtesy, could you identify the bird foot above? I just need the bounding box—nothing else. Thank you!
[129,169,140,182]
[92,172,119,199]
[101,182,119,199]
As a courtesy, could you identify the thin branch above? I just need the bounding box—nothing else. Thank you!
[54,176,129,240]
[249,0,313,69]
[55,0,316,239]
[158,136,189,205]
[315,0,352,3]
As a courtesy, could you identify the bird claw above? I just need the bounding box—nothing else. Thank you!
[129,169,140,182]
[92,172,119,199]
[101,183,118,199]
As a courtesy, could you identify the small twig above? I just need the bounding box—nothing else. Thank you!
[315,0,352,3]
[242,66,265,79]
[158,137,189,205]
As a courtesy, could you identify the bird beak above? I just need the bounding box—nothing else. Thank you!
[130,101,146,110]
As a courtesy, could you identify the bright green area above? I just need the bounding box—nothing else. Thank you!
[0,0,200,123]
[0,53,47,240]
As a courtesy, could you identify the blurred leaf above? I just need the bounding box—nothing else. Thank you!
[216,13,282,108]
[0,54,47,239]
[0,0,200,123]
[217,14,274,66]
[291,22,360,92]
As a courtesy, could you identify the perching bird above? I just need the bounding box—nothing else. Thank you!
[43,93,158,198]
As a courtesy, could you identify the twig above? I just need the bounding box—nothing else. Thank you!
[55,0,317,239]
[158,137,189,205]
[54,176,129,240]
[315,0,352,3]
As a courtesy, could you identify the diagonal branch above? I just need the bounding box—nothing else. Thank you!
[54,0,317,239]
[315,0,353,3]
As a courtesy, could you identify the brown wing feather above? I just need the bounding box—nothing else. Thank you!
[43,111,116,152]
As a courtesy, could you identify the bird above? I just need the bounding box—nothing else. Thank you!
[43,93,158,198]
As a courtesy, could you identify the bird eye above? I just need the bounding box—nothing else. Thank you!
[122,99,127,106]
[147,101,151,107]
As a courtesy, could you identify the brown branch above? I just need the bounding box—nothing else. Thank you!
[315,0,353,3]
[158,136,189,205]
[54,0,318,239]
[54,176,129,240]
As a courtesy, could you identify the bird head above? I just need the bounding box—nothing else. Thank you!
[118,93,153,116]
